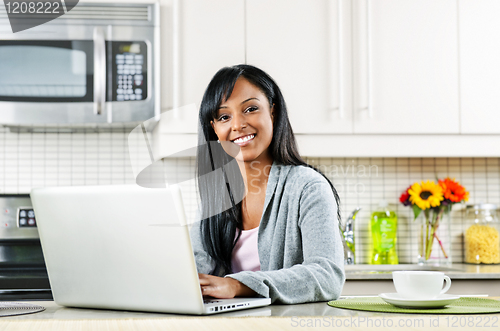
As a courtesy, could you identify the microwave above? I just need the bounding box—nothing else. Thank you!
[0,1,160,126]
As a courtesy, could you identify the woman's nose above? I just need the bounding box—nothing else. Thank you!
[231,113,247,130]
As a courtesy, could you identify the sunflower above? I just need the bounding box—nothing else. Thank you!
[439,178,469,203]
[408,180,444,210]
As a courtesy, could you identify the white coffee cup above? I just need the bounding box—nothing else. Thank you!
[392,271,451,299]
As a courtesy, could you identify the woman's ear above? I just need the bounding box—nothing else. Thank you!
[210,120,218,138]
[271,104,275,123]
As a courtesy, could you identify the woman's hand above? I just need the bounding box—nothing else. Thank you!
[198,273,257,299]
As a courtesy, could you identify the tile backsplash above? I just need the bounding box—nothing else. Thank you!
[304,157,500,264]
[1,127,499,264]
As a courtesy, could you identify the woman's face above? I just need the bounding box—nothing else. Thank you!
[211,77,274,163]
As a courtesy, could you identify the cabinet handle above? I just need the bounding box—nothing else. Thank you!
[93,27,106,116]
[358,0,373,118]
[366,0,373,118]
[172,0,180,118]
[338,0,345,119]
[330,0,344,119]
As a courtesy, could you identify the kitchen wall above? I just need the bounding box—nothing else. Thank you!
[1,126,499,264]
[305,157,500,264]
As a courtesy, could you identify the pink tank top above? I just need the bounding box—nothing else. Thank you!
[231,226,261,273]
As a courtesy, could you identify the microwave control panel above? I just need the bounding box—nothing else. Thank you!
[111,41,148,102]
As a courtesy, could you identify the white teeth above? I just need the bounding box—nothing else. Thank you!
[233,134,255,144]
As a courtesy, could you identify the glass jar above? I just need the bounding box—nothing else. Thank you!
[464,204,500,264]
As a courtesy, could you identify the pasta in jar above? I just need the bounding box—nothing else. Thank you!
[464,204,500,265]
[465,224,500,264]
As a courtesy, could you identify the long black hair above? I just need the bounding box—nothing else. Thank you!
[196,64,341,276]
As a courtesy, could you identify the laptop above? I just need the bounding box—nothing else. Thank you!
[30,184,271,315]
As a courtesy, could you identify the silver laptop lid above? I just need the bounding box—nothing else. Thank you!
[31,184,206,314]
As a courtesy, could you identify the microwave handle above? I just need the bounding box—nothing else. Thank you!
[93,27,106,115]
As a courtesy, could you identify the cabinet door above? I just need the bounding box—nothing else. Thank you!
[162,0,245,133]
[459,0,500,134]
[246,0,353,134]
[352,0,459,134]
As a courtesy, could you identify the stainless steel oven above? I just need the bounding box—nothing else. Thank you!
[0,194,51,301]
[0,1,160,126]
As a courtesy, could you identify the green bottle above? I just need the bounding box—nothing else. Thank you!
[370,201,399,264]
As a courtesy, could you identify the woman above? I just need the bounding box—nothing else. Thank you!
[190,64,345,304]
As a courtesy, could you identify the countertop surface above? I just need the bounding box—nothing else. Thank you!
[1,264,499,330]
[0,299,499,331]
[345,263,500,280]
[2,300,357,319]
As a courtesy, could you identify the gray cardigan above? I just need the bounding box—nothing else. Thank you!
[189,162,345,304]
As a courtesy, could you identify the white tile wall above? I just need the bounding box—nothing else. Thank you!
[1,127,499,264]
[0,127,200,224]
[305,157,500,264]
[0,128,136,191]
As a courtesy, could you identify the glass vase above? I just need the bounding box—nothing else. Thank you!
[417,205,452,266]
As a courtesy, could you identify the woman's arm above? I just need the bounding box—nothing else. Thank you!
[190,221,257,299]
[225,180,345,304]
[189,220,216,275]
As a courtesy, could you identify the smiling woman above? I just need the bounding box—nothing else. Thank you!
[190,64,345,304]
[210,77,274,165]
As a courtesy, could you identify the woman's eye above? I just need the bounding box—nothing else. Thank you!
[218,115,229,121]
[245,106,258,113]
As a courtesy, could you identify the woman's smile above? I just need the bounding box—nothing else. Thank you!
[231,133,256,146]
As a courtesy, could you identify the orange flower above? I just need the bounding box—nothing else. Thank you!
[439,178,469,203]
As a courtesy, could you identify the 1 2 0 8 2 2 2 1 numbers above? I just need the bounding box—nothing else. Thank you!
[445,316,499,328]
[5,1,61,14]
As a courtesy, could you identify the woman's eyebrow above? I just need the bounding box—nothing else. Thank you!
[241,97,259,105]
[219,97,259,109]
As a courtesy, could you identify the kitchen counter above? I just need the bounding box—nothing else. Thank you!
[0,298,498,331]
[345,263,500,280]
[343,264,500,296]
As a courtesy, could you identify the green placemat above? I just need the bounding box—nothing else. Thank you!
[328,297,500,314]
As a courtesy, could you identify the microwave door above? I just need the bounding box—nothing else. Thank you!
[0,38,110,124]
[0,24,157,125]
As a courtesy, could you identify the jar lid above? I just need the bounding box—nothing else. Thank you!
[465,203,498,210]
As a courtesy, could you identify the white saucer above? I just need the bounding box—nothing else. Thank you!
[379,293,460,309]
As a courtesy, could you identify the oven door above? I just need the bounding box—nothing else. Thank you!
[0,239,52,301]
[0,24,157,125]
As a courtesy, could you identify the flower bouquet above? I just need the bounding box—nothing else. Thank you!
[400,178,469,265]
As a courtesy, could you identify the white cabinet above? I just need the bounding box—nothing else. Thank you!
[352,0,459,134]
[459,0,500,134]
[160,0,245,134]
[246,0,353,134]
[156,0,245,158]
[158,0,499,158]
[247,0,460,135]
